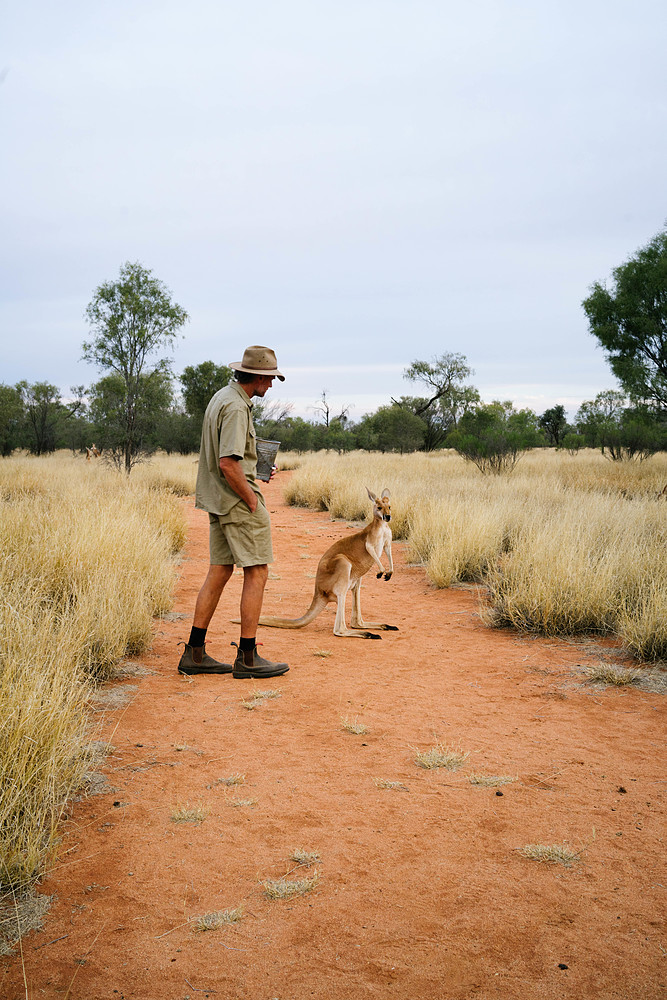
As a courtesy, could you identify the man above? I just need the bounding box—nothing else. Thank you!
[178,346,289,680]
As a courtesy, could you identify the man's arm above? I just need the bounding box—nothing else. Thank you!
[219,457,259,512]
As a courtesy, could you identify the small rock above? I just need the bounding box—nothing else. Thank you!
[558,963,569,970]
[495,790,504,796]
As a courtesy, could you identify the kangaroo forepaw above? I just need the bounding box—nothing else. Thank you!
[383,572,392,581]
[376,571,383,579]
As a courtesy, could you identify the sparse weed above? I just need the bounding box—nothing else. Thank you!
[262,871,320,899]
[193,906,244,931]
[341,717,368,735]
[170,803,211,824]
[227,798,257,809]
[312,649,333,658]
[468,774,517,787]
[212,774,246,788]
[519,843,582,867]
[583,664,641,686]
[288,849,321,867]
[242,689,282,710]
[373,778,408,791]
[413,744,469,770]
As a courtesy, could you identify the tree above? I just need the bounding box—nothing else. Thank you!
[562,432,585,456]
[322,417,357,454]
[398,352,480,450]
[448,401,542,474]
[88,371,173,469]
[154,406,200,455]
[575,390,666,461]
[312,389,350,429]
[0,385,24,456]
[582,227,667,411]
[83,261,188,473]
[17,381,82,455]
[279,417,314,453]
[575,389,626,449]
[179,361,232,421]
[364,404,426,454]
[539,404,568,447]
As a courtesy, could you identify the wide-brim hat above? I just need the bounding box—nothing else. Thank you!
[229,345,285,381]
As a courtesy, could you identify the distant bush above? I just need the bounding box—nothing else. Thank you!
[448,401,543,474]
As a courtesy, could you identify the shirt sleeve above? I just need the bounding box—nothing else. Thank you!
[218,402,249,460]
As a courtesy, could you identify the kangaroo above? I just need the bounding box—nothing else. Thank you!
[257,487,397,639]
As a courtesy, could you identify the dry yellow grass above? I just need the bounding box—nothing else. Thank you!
[192,906,244,931]
[170,803,211,824]
[340,717,368,735]
[413,744,469,770]
[519,843,582,867]
[468,774,517,787]
[262,871,320,899]
[283,450,667,660]
[0,452,187,887]
[288,848,321,867]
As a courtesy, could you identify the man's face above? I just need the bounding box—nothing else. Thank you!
[252,375,275,398]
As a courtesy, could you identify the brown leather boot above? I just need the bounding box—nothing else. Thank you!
[177,643,233,675]
[231,643,289,679]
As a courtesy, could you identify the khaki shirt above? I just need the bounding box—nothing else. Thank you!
[195,381,262,519]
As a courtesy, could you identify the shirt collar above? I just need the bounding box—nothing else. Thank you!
[231,379,253,409]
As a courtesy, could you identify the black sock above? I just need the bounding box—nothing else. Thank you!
[189,626,207,647]
[239,637,256,651]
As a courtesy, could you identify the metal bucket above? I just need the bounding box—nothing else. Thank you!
[255,438,281,482]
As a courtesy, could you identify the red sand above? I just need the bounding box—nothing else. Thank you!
[2,476,665,999]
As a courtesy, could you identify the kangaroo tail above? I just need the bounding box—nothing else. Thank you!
[257,593,328,630]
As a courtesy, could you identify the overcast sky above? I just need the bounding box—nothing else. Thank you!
[2,0,666,420]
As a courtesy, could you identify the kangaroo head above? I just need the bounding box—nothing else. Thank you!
[366,487,391,522]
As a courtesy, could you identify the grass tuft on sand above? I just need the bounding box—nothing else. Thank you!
[242,689,283,710]
[170,803,211,824]
[341,717,368,735]
[468,774,517,787]
[288,849,321,867]
[519,843,582,867]
[210,773,245,788]
[413,744,469,770]
[583,664,641,686]
[262,871,320,900]
[192,906,244,932]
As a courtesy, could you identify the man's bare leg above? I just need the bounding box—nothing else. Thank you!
[234,564,288,676]
[240,564,269,637]
[177,564,235,674]
[193,564,234,628]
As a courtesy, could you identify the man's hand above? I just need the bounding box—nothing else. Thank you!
[269,465,278,482]
[219,456,259,511]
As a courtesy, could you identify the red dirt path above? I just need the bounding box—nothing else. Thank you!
[3,477,665,999]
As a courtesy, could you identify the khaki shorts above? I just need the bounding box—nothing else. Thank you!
[208,501,273,567]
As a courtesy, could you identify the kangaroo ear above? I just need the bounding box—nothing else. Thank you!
[381,488,390,500]
[366,487,378,502]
